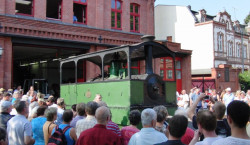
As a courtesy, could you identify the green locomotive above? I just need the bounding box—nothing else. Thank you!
[60,35,177,126]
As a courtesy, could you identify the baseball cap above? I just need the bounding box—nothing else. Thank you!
[226,87,231,91]
[47,96,54,102]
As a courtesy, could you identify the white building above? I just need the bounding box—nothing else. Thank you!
[155,5,250,71]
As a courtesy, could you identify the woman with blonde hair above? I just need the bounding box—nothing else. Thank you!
[219,90,226,102]
[234,90,241,100]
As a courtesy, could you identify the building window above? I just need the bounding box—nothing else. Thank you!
[243,45,247,58]
[226,21,229,29]
[46,0,62,19]
[130,3,140,32]
[218,32,224,51]
[228,41,233,56]
[16,0,34,16]
[111,0,122,29]
[175,60,181,79]
[225,67,229,82]
[201,17,205,22]
[160,57,175,81]
[73,0,87,24]
[236,43,240,57]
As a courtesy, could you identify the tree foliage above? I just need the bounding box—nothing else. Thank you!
[239,71,250,91]
[244,13,250,24]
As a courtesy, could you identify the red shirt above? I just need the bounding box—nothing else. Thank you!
[121,126,140,145]
[181,127,194,145]
[76,124,122,145]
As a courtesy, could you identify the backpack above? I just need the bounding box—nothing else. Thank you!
[48,125,71,145]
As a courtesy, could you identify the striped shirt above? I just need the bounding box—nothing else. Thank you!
[106,120,121,137]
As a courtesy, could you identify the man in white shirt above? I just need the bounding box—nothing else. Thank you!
[223,88,234,108]
[212,101,250,145]
[189,110,221,145]
[180,90,189,109]
[7,100,35,145]
[128,108,167,145]
[46,95,57,108]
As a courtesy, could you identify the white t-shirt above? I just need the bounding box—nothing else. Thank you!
[181,94,189,102]
[55,107,64,125]
[195,136,222,145]
[212,136,250,145]
[48,103,58,108]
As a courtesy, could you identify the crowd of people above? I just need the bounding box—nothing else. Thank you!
[0,86,249,145]
[177,87,250,111]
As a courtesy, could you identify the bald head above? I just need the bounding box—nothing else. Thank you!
[94,94,102,103]
[95,106,110,125]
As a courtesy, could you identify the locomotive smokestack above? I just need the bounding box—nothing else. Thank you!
[141,35,155,42]
[141,35,155,74]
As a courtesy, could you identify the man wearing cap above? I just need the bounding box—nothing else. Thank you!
[223,88,234,108]
[0,101,13,130]
[46,95,57,108]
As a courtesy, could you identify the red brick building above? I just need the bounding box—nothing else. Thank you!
[158,40,192,94]
[0,0,155,90]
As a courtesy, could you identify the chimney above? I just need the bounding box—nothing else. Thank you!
[167,36,172,42]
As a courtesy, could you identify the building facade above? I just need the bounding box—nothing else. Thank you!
[0,0,155,90]
[155,5,250,92]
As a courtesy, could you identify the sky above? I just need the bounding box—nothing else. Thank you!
[155,0,250,24]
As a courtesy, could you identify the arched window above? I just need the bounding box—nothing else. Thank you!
[111,0,122,29]
[236,43,240,57]
[228,41,233,56]
[130,3,140,32]
[226,21,230,30]
[218,32,224,51]
[243,45,247,58]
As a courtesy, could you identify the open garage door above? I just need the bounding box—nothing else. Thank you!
[12,37,90,98]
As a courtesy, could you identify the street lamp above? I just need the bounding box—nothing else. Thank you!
[241,29,244,73]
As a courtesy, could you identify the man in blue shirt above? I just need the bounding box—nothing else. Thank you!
[73,12,78,22]
[129,108,167,145]
[191,88,202,113]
